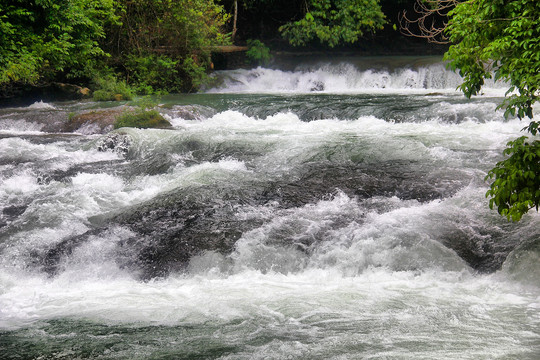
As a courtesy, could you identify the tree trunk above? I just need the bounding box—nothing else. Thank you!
[232,0,238,43]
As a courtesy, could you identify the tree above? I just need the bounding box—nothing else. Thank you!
[401,0,539,221]
[444,0,540,221]
[402,0,539,221]
[0,0,119,86]
[0,0,231,95]
[108,0,230,92]
[485,135,540,222]
[399,0,456,44]
[217,0,306,41]
[445,0,539,120]
[279,0,386,47]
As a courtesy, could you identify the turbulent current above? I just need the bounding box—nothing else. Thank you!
[0,57,539,359]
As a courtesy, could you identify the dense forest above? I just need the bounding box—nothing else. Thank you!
[0,0,435,99]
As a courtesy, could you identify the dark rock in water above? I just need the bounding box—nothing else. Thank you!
[35,159,131,185]
[160,105,215,121]
[35,185,265,280]
[293,161,465,204]
[35,174,352,279]
[30,159,512,279]
[32,228,105,275]
[0,204,28,228]
[32,167,462,281]
[112,186,267,279]
[2,205,28,218]
[310,81,325,92]
[97,133,131,155]
[436,222,516,273]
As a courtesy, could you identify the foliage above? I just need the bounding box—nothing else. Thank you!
[114,98,170,129]
[445,0,539,120]
[111,0,230,54]
[92,75,133,101]
[124,54,179,94]
[0,0,119,86]
[246,39,272,66]
[180,57,209,92]
[114,109,171,129]
[109,0,230,92]
[1,0,230,94]
[279,0,386,47]
[485,136,540,221]
[444,0,540,220]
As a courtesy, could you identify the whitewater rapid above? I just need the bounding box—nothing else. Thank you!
[206,59,507,96]
[0,59,539,359]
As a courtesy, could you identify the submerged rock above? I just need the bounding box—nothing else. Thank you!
[0,204,28,229]
[438,224,516,273]
[35,185,265,279]
[31,168,518,280]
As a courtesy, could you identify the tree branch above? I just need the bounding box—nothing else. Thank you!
[399,0,460,44]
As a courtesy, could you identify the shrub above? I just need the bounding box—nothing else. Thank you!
[246,39,272,66]
[180,56,208,92]
[92,75,133,101]
[114,109,171,129]
[124,54,179,94]
[485,136,540,222]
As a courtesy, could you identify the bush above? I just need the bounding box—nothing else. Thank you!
[114,109,171,129]
[92,75,133,101]
[485,136,540,221]
[180,56,209,92]
[124,54,179,94]
[0,0,119,87]
[246,39,272,66]
[122,53,212,93]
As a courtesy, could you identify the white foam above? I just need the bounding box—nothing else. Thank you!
[0,266,535,336]
[27,100,55,109]
[0,119,44,133]
[0,137,120,171]
[207,63,508,95]
[1,171,40,195]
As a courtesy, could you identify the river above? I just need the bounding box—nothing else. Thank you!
[0,57,539,359]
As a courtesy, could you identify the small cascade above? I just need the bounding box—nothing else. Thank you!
[207,60,506,94]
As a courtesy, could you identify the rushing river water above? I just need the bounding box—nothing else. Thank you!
[0,57,539,359]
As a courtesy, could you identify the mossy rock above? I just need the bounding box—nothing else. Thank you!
[64,108,126,133]
[114,109,172,129]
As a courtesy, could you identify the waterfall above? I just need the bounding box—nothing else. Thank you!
[207,59,506,94]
